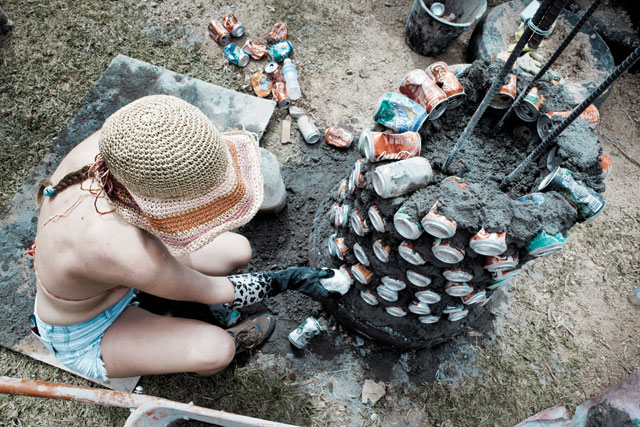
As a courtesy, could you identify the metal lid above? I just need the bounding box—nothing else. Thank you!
[415,290,441,304]
[443,269,473,282]
[406,270,431,287]
[432,239,465,264]
[381,276,407,291]
[395,215,423,240]
[430,2,445,17]
[538,166,562,191]
[385,306,407,317]
[360,290,379,306]
[264,61,278,74]
[421,215,456,239]
[376,285,399,302]
[445,282,474,297]
[408,301,431,315]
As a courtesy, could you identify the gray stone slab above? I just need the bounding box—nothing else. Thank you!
[0,55,275,391]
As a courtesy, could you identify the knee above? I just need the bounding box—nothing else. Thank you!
[198,330,235,375]
[232,235,252,269]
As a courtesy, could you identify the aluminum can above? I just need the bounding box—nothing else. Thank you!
[415,289,441,304]
[469,228,507,256]
[371,157,433,199]
[266,40,293,63]
[448,176,468,190]
[377,285,399,302]
[353,242,370,266]
[445,281,473,297]
[264,62,285,83]
[491,269,521,282]
[426,61,466,108]
[462,290,487,305]
[267,22,288,45]
[419,315,440,324]
[352,159,365,188]
[432,238,465,264]
[526,230,567,257]
[360,289,379,306]
[406,270,431,287]
[372,239,391,263]
[549,70,564,86]
[208,19,231,45]
[448,310,469,322]
[490,73,517,109]
[393,203,423,240]
[373,92,428,132]
[398,241,427,265]
[443,268,473,282]
[515,87,545,122]
[599,154,611,179]
[400,70,449,120]
[536,113,553,140]
[328,202,340,225]
[328,235,348,261]
[222,14,245,37]
[249,72,272,98]
[298,115,321,144]
[224,43,250,67]
[339,264,352,280]
[242,39,268,60]
[539,167,606,222]
[381,276,406,291]
[350,264,373,284]
[408,300,431,315]
[488,278,511,290]
[349,210,370,236]
[421,200,456,238]
[360,129,421,162]
[385,306,408,317]
[288,316,322,349]
[335,204,349,228]
[430,2,445,16]
[368,205,388,233]
[442,304,464,314]
[539,104,600,139]
[271,82,290,109]
[325,126,354,148]
[485,253,519,272]
[337,179,348,200]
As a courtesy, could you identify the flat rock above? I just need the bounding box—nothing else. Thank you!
[258,148,287,214]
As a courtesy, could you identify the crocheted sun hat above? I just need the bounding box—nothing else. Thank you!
[98,95,263,256]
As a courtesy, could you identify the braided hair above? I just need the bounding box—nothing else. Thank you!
[36,165,91,206]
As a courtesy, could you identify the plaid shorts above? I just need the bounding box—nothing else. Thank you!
[32,288,137,382]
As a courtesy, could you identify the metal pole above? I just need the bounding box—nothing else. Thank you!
[527,0,570,50]
[504,46,640,183]
[443,0,554,172]
[496,0,603,129]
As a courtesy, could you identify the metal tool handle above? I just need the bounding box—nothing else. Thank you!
[504,46,640,183]
[443,0,554,171]
[497,0,603,129]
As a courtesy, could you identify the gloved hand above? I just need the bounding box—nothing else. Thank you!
[518,52,543,75]
[270,267,337,300]
[225,268,338,309]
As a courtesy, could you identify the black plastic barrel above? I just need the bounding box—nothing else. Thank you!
[404,0,487,57]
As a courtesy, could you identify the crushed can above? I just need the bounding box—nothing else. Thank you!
[515,87,545,122]
[408,300,431,315]
[469,228,507,256]
[539,167,606,222]
[349,210,370,236]
[399,69,449,120]
[398,241,427,265]
[415,289,441,304]
[421,200,457,239]
[360,129,421,162]
[393,203,423,240]
[325,126,354,148]
[353,242,370,266]
[445,281,474,297]
[360,289,379,306]
[266,40,293,63]
[406,270,431,287]
[224,43,250,67]
[243,39,268,60]
[373,92,428,133]
[208,19,231,46]
[368,205,388,233]
[222,14,245,37]
[489,53,518,109]
[377,285,399,302]
[371,157,433,199]
[264,61,285,83]
[385,306,408,317]
[372,239,391,263]
[337,179,348,200]
[297,115,321,144]
[288,316,322,349]
[250,72,272,98]
[418,315,440,324]
[267,22,288,45]
[381,276,406,291]
[599,154,612,179]
[526,230,567,257]
[432,238,465,264]
[350,264,374,284]
[271,82,291,109]
[425,61,466,109]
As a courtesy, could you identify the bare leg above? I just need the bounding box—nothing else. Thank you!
[177,232,252,276]
[101,306,235,378]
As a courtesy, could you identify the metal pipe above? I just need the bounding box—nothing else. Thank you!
[504,46,640,183]
[527,0,569,50]
[443,0,554,172]
[496,0,603,129]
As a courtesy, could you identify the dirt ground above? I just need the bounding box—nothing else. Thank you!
[1,0,639,425]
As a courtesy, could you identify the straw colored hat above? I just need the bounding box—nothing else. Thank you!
[98,95,263,256]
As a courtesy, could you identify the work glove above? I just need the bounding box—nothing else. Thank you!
[518,52,544,75]
[225,268,338,309]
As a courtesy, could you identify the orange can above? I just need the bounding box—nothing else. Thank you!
[400,69,449,120]
[267,22,288,45]
[350,264,373,284]
[599,154,611,179]
[325,126,354,148]
[547,104,600,130]
[243,40,268,60]
[222,14,245,37]
[250,72,272,98]
[361,129,421,162]
[426,61,466,108]
[271,82,290,109]
[264,61,285,83]
[489,52,518,109]
[207,19,231,46]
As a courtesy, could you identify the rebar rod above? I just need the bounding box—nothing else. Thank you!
[443,0,554,172]
[504,46,640,183]
[527,0,569,50]
[496,0,603,129]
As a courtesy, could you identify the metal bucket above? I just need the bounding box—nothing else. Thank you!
[404,0,487,57]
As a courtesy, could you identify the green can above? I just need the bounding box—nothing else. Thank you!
[526,230,567,257]
[538,167,606,222]
[266,40,293,63]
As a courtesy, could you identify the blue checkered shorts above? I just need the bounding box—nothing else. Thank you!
[33,288,137,382]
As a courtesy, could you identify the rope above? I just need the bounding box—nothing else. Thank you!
[504,46,640,183]
[442,0,554,171]
[527,18,553,37]
[496,0,603,129]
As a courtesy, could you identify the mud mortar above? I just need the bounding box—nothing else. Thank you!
[309,59,605,348]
